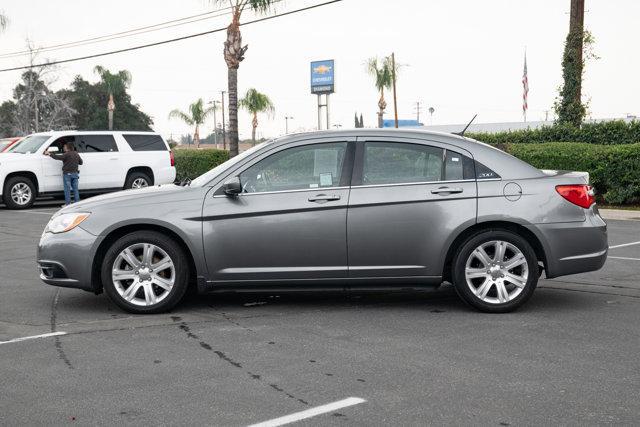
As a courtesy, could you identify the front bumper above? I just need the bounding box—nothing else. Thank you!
[37,226,101,293]
[529,207,608,279]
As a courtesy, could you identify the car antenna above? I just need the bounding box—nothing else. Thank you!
[453,114,478,136]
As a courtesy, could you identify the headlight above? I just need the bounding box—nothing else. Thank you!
[45,213,90,234]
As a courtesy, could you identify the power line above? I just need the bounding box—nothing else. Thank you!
[0,0,341,73]
[0,6,234,58]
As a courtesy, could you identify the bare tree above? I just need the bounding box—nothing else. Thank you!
[12,41,75,134]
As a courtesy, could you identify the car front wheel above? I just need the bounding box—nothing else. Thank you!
[101,231,189,314]
[452,230,538,313]
[3,176,36,209]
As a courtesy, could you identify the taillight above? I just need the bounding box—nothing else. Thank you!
[170,150,175,167]
[555,184,595,209]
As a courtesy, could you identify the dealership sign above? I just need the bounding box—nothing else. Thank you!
[310,60,335,94]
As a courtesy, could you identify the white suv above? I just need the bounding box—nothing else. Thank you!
[0,131,176,209]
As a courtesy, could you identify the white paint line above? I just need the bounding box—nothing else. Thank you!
[247,397,366,427]
[608,256,640,261]
[609,241,640,249]
[0,331,67,345]
[1,209,54,216]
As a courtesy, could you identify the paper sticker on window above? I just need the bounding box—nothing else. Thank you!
[310,183,319,188]
[319,173,333,187]
[451,157,460,162]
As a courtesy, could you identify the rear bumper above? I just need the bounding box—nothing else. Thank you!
[529,207,608,279]
[155,166,176,185]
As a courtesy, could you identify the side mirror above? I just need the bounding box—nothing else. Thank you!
[223,176,242,196]
[46,146,60,153]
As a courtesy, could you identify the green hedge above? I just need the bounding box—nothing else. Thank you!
[468,120,640,145]
[508,142,640,205]
[174,149,229,181]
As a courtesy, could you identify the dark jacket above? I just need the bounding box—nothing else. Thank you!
[50,151,83,174]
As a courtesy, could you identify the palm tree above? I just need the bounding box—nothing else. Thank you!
[212,0,277,157]
[239,88,274,144]
[366,56,396,128]
[94,66,132,130]
[168,98,217,149]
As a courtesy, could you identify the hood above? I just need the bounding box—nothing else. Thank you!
[60,184,189,213]
[0,153,29,162]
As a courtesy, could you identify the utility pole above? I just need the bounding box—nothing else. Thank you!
[285,116,293,134]
[415,101,422,124]
[221,91,227,151]
[391,52,399,128]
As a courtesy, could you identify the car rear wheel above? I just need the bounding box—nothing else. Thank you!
[452,230,538,313]
[125,172,152,190]
[101,231,189,314]
[3,176,36,209]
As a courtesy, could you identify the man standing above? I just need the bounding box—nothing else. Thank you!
[46,142,83,205]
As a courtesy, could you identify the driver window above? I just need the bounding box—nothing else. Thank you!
[239,142,347,194]
[46,136,75,153]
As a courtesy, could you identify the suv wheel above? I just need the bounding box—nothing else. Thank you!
[125,172,151,189]
[452,230,538,313]
[101,231,189,314]
[3,176,36,209]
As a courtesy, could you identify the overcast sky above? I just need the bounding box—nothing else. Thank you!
[0,0,637,140]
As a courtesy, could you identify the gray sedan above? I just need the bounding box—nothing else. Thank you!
[38,129,607,314]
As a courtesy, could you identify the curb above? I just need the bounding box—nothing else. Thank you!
[599,208,640,221]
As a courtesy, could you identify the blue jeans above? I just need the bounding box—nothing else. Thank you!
[63,173,80,205]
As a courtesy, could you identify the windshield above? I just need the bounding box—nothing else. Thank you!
[9,135,50,154]
[190,141,273,187]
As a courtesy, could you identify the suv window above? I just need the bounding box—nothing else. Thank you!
[123,134,167,151]
[239,142,347,193]
[363,142,443,185]
[75,135,118,153]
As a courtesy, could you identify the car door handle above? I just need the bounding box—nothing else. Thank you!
[109,157,118,160]
[431,187,464,195]
[308,194,341,202]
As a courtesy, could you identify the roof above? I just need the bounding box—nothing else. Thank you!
[29,130,159,137]
[276,128,543,180]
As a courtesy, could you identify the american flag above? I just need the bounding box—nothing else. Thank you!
[522,52,529,121]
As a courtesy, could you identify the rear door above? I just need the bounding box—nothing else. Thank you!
[347,136,477,279]
[74,134,121,189]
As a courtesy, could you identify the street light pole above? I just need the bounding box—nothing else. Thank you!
[221,91,227,151]
[208,100,220,148]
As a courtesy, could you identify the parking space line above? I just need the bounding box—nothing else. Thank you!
[609,241,640,249]
[247,397,366,427]
[608,256,640,261]
[0,331,67,345]
[0,210,55,216]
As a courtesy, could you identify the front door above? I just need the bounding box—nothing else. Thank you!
[347,137,478,279]
[202,139,354,284]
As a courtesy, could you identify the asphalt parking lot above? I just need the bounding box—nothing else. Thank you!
[1,202,640,426]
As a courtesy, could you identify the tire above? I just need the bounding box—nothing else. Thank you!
[101,231,189,314]
[3,176,36,209]
[452,230,538,313]
[124,171,152,190]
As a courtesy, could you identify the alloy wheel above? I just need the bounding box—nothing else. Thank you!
[464,240,529,304]
[112,243,175,307]
[11,182,32,206]
[132,178,149,189]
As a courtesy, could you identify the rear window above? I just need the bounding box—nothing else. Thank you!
[75,135,118,152]
[123,134,167,151]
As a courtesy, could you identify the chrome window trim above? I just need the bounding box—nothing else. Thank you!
[352,179,475,190]
[213,186,350,198]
